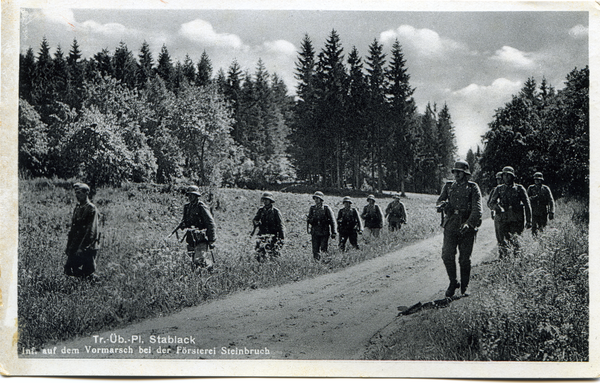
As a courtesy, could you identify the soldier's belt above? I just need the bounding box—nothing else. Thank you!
[449,209,468,215]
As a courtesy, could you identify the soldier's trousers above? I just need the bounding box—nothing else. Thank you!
[441,216,475,291]
[494,216,503,244]
[364,227,380,238]
[388,219,403,232]
[64,249,97,277]
[187,242,213,269]
[531,214,547,236]
[311,234,329,260]
[497,219,524,258]
[339,231,359,252]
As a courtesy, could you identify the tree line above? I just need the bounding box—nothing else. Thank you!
[18,31,457,193]
[469,67,589,200]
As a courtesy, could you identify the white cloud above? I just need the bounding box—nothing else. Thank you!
[490,46,535,69]
[40,8,76,26]
[568,24,588,39]
[380,25,467,57]
[448,78,522,156]
[180,19,245,50]
[79,20,132,37]
[262,40,296,56]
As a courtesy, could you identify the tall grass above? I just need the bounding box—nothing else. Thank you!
[18,178,441,350]
[368,199,588,361]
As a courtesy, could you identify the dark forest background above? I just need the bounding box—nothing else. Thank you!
[18,31,589,199]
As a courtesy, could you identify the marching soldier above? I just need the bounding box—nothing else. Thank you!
[337,196,363,251]
[488,166,532,258]
[361,195,384,238]
[307,191,337,261]
[252,192,285,262]
[174,185,216,271]
[64,182,100,278]
[487,171,504,244]
[385,193,407,231]
[527,172,555,236]
[436,160,483,297]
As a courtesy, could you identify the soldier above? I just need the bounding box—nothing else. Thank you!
[174,185,216,271]
[361,195,384,238]
[527,172,555,236]
[436,160,483,297]
[488,166,532,258]
[64,183,100,278]
[487,171,504,245]
[306,191,337,261]
[385,193,407,231]
[252,192,285,262]
[337,196,363,252]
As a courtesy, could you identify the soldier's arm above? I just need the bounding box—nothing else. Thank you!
[436,183,449,206]
[487,187,496,209]
[77,205,99,251]
[385,203,392,217]
[354,208,364,231]
[546,186,555,214]
[327,206,337,234]
[520,186,532,224]
[466,184,483,228]
[200,204,217,242]
[400,202,407,221]
[252,209,262,227]
[275,209,285,240]
[488,186,502,212]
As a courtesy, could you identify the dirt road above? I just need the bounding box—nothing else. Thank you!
[43,218,498,360]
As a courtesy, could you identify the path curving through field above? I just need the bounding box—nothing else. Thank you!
[43,218,498,360]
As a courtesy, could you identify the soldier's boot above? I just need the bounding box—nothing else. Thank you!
[460,266,470,295]
[443,260,460,297]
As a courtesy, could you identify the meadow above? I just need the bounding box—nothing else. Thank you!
[365,199,589,361]
[18,178,441,350]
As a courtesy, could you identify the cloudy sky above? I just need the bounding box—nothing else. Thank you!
[19,4,589,157]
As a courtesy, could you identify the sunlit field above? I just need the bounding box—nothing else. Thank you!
[18,178,442,350]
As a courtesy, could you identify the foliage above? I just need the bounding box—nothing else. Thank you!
[367,200,588,361]
[18,178,441,350]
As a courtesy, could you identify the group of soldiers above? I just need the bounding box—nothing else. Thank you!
[435,161,555,298]
[63,163,554,300]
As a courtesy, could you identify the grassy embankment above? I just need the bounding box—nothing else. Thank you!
[18,177,441,350]
[365,199,588,361]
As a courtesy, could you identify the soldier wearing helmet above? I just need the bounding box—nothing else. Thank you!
[64,182,101,278]
[527,172,555,235]
[361,195,384,239]
[385,193,407,232]
[174,185,216,271]
[252,192,285,262]
[488,166,532,258]
[336,196,363,252]
[435,160,483,297]
[487,171,504,244]
[307,191,337,261]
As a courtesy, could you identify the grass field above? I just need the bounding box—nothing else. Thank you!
[18,178,442,350]
[364,199,589,361]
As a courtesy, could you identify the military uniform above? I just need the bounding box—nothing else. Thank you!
[337,197,363,251]
[65,183,100,277]
[179,187,216,269]
[527,173,555,235]
[488,167,531,258]
[436,161,482,297]
[307,192,337,260]
[361,196,384,238]
[385,196,407,231]
[487,172,504,245]
[253,194,285,261]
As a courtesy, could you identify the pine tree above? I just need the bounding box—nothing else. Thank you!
[137,41,154,87]
[196,50,212,87]
[156,44,173,88]
[346,46,369,189]
[66,38,84,108]
[182,54,196,85]
[112,41,137,88]
[19,48,36,104]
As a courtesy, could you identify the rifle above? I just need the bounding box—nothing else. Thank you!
[167,222,182,240]
[250,222,259,237]
[436,201,448,227]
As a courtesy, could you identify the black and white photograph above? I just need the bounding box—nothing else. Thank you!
[1,0,597,378]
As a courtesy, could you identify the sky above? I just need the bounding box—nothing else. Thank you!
[19,5,589,158]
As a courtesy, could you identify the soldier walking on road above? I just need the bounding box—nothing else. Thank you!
[385,193,407,231]
[487,171,504,245]
[488,166,532,258]
[337,196,363,252]
[527,172,555,236]
[307,191,337,261]
[361,195,384,239]
[64,182,100,278]
[174,185,216,271]
[436,160,483,297]
[252,192,285,262]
